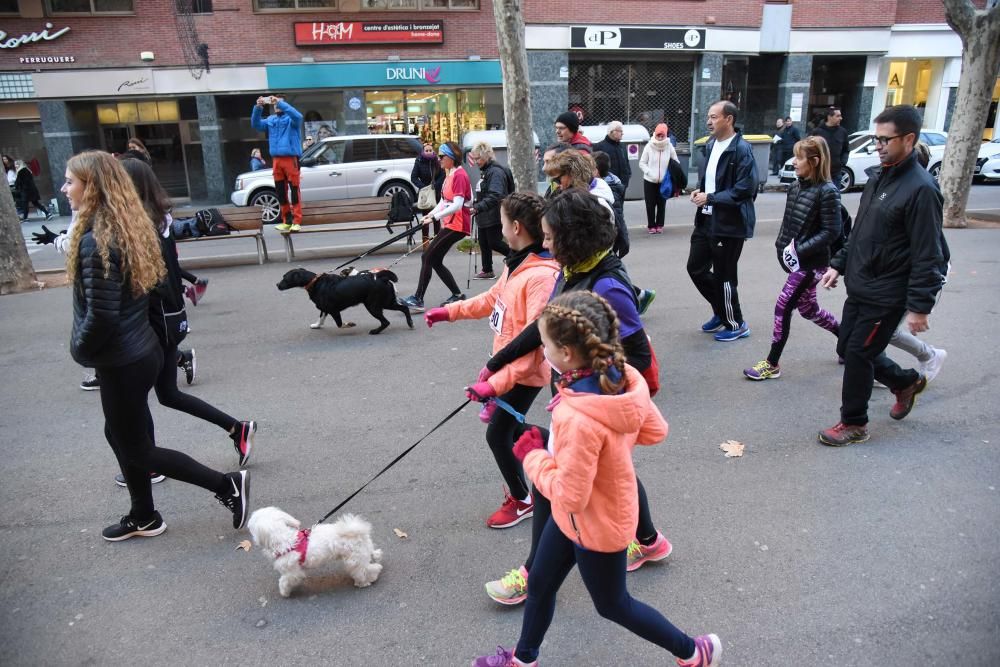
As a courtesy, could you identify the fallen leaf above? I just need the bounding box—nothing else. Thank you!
[393,528,408,539]
[235,540,252,552]
[719,440,745,458]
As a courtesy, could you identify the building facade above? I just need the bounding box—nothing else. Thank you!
[0,0,996,209]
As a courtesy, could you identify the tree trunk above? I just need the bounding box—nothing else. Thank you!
[492,0,535,193]
[0,183,40,295]
[940,0,1000,228]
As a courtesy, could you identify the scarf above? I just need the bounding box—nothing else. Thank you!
[648,136,670,151]
[563,248,610,281]
[505,242,547,274]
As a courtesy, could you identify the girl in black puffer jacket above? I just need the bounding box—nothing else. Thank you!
[65,151,250,542]
[744,136,842,381]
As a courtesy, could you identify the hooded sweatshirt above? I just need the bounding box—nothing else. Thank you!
[251,100,303,158]
[522,364,668,553]
[445,245,559,394]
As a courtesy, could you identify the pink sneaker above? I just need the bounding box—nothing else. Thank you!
[486,491,533,529]
[677,633,722,667]
[472,647,537,667]
[626,531,673,571]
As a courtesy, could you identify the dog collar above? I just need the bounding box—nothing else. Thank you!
[275,528,311,564]
[303,275,322,292]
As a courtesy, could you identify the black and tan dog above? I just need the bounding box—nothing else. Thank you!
[276,268,413,335]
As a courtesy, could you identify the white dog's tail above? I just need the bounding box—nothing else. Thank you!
[333,513,373,538]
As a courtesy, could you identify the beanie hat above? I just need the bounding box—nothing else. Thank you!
[556,111,580,134]
[654,123,669,137]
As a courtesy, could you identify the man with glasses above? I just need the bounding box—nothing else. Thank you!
[817,104,944,446]
[810,106,850,190]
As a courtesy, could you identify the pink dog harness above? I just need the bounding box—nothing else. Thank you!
[276,528,310,564]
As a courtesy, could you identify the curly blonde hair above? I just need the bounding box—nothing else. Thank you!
[65,151,164,296]
[540,291,626,394]
[547,149,596,188]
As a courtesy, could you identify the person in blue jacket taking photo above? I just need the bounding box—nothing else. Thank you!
[251,94,303,231]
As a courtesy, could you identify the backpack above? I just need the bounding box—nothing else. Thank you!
[151,235,188,348]
[195,208,232,236]
[831,204,853,256]
[388,189,415,224]
[500,163,515,194]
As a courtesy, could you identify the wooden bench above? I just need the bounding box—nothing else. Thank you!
[172,205,269,265]
[278,196,416,262]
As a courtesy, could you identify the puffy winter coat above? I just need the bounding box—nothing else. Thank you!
[522,364,668,553]
[638,139,678,184]
[251,100,303,158]
[774,179,842,271]
[445,248,559,394]
[410,154,444,203]
[70,230,160,368]
[830,152,943,314]
[472,160,512,229]
[14,166,40,201]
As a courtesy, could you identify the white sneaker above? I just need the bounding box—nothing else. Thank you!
[920,347,947,383]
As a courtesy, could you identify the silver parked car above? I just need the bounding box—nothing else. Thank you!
[231,134,422,222]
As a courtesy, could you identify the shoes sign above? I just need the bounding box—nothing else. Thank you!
[571,26,705,51]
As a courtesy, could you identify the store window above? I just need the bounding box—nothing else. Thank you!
[367,90,406,134]
[366,88,499,144]
[0,0,19,14]
[97,100,180,125]
[48,0,134,13]
[254,0,336,10]
[885,60,933,110]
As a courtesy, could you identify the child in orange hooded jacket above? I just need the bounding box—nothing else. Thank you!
[424,192,559,529]
[473,291,721,667]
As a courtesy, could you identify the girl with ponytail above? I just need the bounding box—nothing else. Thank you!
[473,291,721,667]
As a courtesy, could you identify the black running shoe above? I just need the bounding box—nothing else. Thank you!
[80,375,100,391]
[178,349,196,385]
[230,420,256,467]
[102,511,166,542]
[114,472,166,487]
[216,470,251,529]
[440,293,466,306]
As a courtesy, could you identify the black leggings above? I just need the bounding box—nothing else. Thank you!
[486,384,542,499]
[477,225,510,273]
[643,180,666,229]
[98,351,226,520]
[521,429,658,571]
[151,343,236,437]
[415,227,465,299]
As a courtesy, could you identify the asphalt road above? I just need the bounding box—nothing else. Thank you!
[2,186,999,666]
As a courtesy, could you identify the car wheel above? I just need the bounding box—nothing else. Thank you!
[839,169,854,192]
[249,189,280,223]
[378,180,415,201]
[929,162,942,182]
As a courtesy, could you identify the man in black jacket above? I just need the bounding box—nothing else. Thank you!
[818,104,944,447]
[470,141,512,279]
[688,100,758,342]
[593,121,631,189]
[779,117,801,167]
[810,107,850,190]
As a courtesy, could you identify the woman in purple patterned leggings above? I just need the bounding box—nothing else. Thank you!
[745,135,842,381]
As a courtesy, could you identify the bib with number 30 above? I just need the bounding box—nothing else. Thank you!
[489,299,507,335]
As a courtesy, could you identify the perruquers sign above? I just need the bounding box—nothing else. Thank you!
[0,23,70,49]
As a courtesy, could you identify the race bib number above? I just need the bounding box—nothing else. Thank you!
[489,299,507,335]
[782,240,800,272]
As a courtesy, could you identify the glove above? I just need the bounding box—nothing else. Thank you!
[513,426,545,462]
[781,240,800,272]
[424,307,449,328]
[477,366,495,383]
[478,399,497,424]
[32,225,62,245]
[465,381,496,403]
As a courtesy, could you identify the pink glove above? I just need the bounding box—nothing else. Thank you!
[513,427,545,462]
[478,399,497,424]
[477,366,496,383]
[465,381,497,402]
[424,307,449,328]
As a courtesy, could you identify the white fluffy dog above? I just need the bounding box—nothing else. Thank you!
[247,506,383,597]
